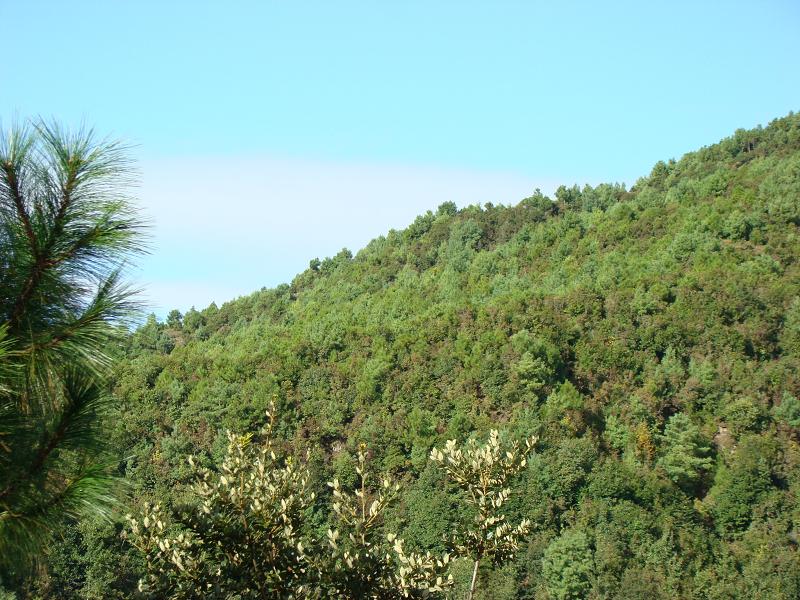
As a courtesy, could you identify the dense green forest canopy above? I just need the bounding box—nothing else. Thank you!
[14,113,800,598]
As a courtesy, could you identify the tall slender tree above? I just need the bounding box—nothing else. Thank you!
[0,120,146,579]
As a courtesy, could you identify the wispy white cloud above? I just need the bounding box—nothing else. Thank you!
[132,156,555,316]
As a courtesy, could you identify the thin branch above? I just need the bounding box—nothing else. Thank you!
[1,160,37,253]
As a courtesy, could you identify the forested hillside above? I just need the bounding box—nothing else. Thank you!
[29,113,800,598]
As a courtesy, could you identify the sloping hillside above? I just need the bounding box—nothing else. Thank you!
[42,114,800,598]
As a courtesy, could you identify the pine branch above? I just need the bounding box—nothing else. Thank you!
[4,119,145,332]
[1,160,37,256]
[0,462,118,573]
[0,371,108,501]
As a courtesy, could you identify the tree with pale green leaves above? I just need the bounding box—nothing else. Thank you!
[430,430,535,600]
[127,419,315,598]
[127,414,453,599]
[0,120,146,580]
[317,445,452,599]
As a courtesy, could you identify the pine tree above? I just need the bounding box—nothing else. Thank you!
[541,529,594,600]
[656,412,713,491]
[0,120,146,579]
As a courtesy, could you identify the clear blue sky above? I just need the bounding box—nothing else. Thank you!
[2,1,798,314]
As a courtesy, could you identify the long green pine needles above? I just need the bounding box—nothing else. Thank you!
[0,119,146,580]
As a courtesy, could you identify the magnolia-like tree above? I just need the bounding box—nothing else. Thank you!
[430,430,535,600]
[0,120,145,579]
[127,408,315,598]
[127,409,452,598]
[317,445,452,598]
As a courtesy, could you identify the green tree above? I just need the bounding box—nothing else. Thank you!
[127,423,315,598]
[128,428,452,599]
[708,435,775,535]
[541,530,594,600]
[0,120,145,578]
[772,392,800,428]
[430,430,534,600]
[165,309,183,330]
[656,413,713,491]
[722,398,765,438]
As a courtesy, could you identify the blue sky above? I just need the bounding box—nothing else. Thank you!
[2,1,798,314]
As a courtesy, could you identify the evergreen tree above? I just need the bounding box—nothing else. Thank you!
[656,413,713,491]
[0,120,145,579]
[541,530,594,600]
